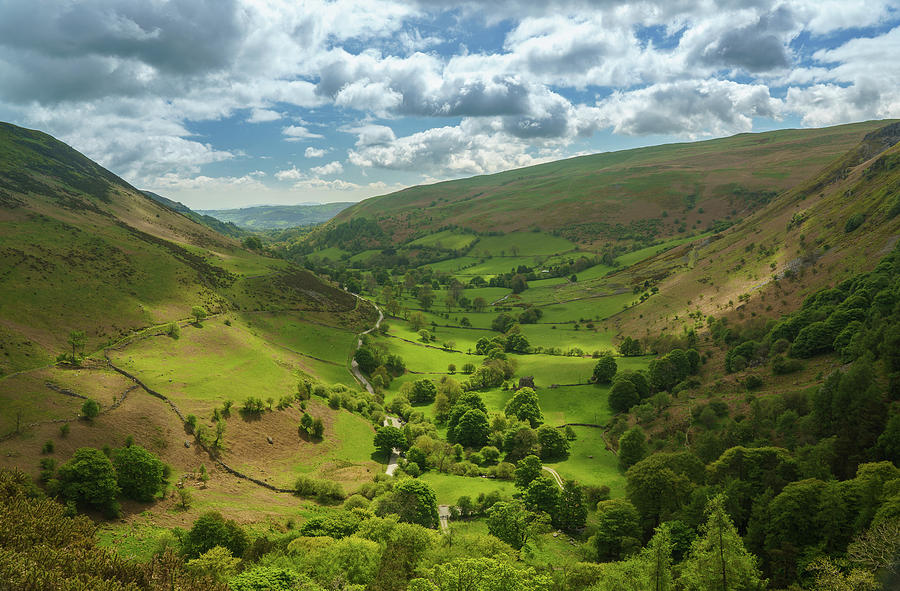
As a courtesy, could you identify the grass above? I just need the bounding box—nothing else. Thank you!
[108,317,302,416]
[419,472,516,505]
[546,426,625,495]
[408,230,478,250]
[468,232,576,257]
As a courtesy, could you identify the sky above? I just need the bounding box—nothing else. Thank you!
[0,1,898,209]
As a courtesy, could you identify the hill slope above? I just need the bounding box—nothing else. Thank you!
[326,120,893,247]
[142,190,247,238]
[0,122,356,375]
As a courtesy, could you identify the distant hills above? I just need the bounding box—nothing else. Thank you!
[325,120,893,248]
[198,202,353,230]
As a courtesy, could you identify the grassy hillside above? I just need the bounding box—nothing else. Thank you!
[0,122,359,376]
[199,203,353,230]
[326,120,892,246]
[142,190,247,238]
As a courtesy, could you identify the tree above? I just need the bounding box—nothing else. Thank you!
[504,387,543,427]
[354,348,378,374]
[186,545,241,582]
[454,409,490,448]
[514,455,543,490]
[524,475,559,515]
[112,444,166,502]
[595,499,642,561]
[537,425,569,460]
[191,306,208,325]
[409,379,437,403]
[409,311,427,331]
[418,285,435,310]
[491,313,517,333]
[608,379,639,413]
[182,511,250,558]
[592,354,617,384]
[626,452,704,530]
[473,297,487,312]
[374,426,407,456]
[311,417,324,440]
[679,494,764,591]
[618,427,647,472]
[619,337,643,356]
[378,478,439,528]
[555,480,587,532]
[509,274,528,293]
[81,398,100,420]
[56,447,120,514]
[487,499,547,550]
[66,329,86,361]
[177,486,193,510]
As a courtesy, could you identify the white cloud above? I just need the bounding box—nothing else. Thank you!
[1,0,898,200]
[282,125,324,141]
[310,161,344,176]
[275,167,304,181]
[247,108,281,123]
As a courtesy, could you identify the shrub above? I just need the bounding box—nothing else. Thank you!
[81,399,100,420]
[182,511,249,559]
[57,447,120,515]
[41,440,54,454]
[772,355,804,375]
[844,213,865,233]
[112,445,166,502]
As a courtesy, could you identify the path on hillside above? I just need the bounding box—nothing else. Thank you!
[383,415,402,476]
[542,466,564,489]
[349,295,384,395]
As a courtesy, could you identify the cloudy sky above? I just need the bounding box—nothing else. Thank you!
[0,0,898,209]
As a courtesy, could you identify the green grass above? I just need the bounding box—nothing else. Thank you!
[244,313,357,365]
[533,292,637,323]
[547,427,624,495]
[373,335,475,373]
[408,230,477,250]
[308,246,350,261]
[614,232,712,268]
[108,317,302,416]
[420,472,516,505]
[469,232,576,257]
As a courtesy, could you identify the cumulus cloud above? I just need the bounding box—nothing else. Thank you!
[0,0,898,200]
[282,125,324,141]
[596,80,783,137]
[310,161,344,176]
[247,108,281,123]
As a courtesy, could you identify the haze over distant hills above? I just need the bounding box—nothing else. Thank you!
[198,203,353,230]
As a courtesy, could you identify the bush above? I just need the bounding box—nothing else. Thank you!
[182,511,249,559]
[41,440,54,454]
[744,375,764,390]
[112,445,166,502]
[844,213,865,233]
[608,380,639,413]
[772,355,804,375]
[409,379,437,403]
[242,397,265,415]
[166,322,180,339]
[592,354,617,384]
[57,447,119,515]
[81,399,100,420]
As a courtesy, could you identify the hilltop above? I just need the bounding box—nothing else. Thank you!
[321,120,892,250]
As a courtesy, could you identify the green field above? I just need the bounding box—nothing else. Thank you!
[420,472,516,505]
[108,317,304,416]
[547,426,625,495]
[408,230,478,250]
[468,232,576,257]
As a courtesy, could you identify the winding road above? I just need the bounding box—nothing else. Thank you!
[542,465,564,489]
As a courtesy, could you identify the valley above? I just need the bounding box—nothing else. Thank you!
[1,119,899,591]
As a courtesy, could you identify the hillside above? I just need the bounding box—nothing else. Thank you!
[198,202,353,230]
[142,190,247,238]
[0,122,359,376]
[325,120,892,248]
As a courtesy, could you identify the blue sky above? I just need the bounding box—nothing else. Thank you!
[0,0,898,209]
